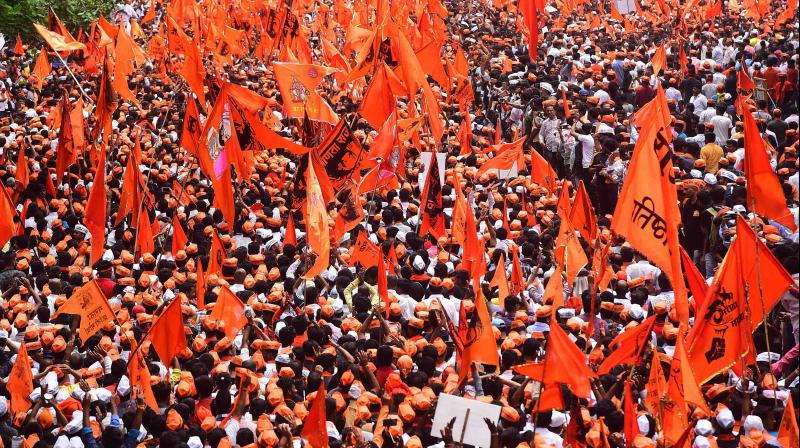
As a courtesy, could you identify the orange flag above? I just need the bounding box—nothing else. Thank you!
[349,230,381,268]
[644,352,667,418]
[514,319,597,397]
[530,147,558,192]
[519,0,545,60]
[738,58,755,91]
[94,53,118,142]
[85,148,106,264]
[55,91,75,186]
[303,156,331,279]
[778,396,799,448]
[598,315,657,375]
[128,341,159,410]
[302,382,329,448]
[663,329,710,445]
[624,380,639,447]
[141,0,157,24]
[15,145,29,190]
[147,299,188,365]
[679,247,708,311]
[687,217,792,383]
[13,33,24,55]
[172,214,188,253]
[457,290,499,384]
[554,218,588,288]
[196,257,206,310]
[416,41,449,89]
[181,96,203,156]
[212,166,236,227]
[542,265,565,307]
[509,248,525,296]
[359,64,396,130]
[569,180,597,242]
[208,231,226,274]
[451,178,469,245]
[651,44,667,76]
[135,202,155,256]
[419,152,446,239]
[612,94,689,325]
[181,38,206,107]
[8,343,34,417]
[490,253,510,307]
[283,213,297,249]
[743,107,797,230]
[210,285,247,339]
[273,62,338,123]
[113,28,140,106]
[33,48,51,90]
[52,280,115,343]
[34,23,86,52]
[478,137,527,175]
[377,254,391,316]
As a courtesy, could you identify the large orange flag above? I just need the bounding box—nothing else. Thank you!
[612,95,689,325]
[457,291,499,384]
[113,28,140,106]
[303,156,331,279]
[208,231,226,274]
[530,147,558,192]
[128,341,159,410]
[663,329,709,445]
[419,152,446,239]
[273,62,338,123]
[489,253,510,307]
[651,44,667,76]
[8,344,34,417]
[569,180,597,242]
[359,64,395,130]
[348,230,381,268]
[55,91,75,186]
[0,187,18,248]
[94,53,118,142]
[554,218,588,289]
[302,382,329,448]
[181,38,206,107]
[135,201,155,256]
[210,285,247,339]
[416,41,449,89]
[598,315,657,375]
[34,23,86,52]
[85,149,107,264]
[52,280,115,343]
[778,396,799,448]
[644,352,667,419]
[513,319,597,397]
[147,299,188,365]
[477,137,527,176]
[33,48,51,90]
[519,0,546,60]
[687,217,792,383]
[743,107,797,230]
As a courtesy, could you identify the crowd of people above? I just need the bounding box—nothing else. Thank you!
[0,0,797,447]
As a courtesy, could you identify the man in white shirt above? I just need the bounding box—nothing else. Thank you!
[690,86,708,117]
[709,105,733,144]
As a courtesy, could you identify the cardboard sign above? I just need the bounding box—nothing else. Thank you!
[430,394,502,448]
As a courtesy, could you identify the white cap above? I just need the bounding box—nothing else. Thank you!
[693,436,712,448]
[550,410,567,427]
[704,173,718,185]
[755,352,780,363]
[743,415,764,433]
[716,408,734,429]
[695,419,713,436]
[690,169,703,179]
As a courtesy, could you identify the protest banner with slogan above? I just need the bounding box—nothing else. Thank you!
[431,393,501,448]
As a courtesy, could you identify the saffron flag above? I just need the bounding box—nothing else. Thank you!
[8,344,34,417]
[85,149,107,264]
[687,217,792,383]
[377,254,391,316]
[651,44,667,76]
[34,23,86,52]
[490,253,510,307]
[52,280,115,343]
[302,382,329,448]
[313,118,365,189]
[624,380,639,447]
[663,329,709,445]
[359,64,396,130]
[273,62,338,123]
[477,137,526,176]
[33,48,51,90]
[743,107,797,230]
[778,396,799,448]
[598,315,657,375]
[172,214,189,253]
[419,152,446,239]
[303,156,331,279]
[210,285,247,339]
[147,299,188,365]
[554,218,588,289]
[457,290,499,384]
[128,341,159,410]
[680,247,708,311]
[15,146,29,191]
[519,0,546,60]
[55,91,75,186]
[569,180,598,242]
[349,230,381,268]
[531,147,558,192]
[181,38,206,107]
[644,352,667,418]
[612,95,689,325]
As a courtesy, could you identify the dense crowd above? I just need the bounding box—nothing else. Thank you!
[0,0,797,447]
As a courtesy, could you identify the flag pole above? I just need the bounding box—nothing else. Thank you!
[51,50,94,105]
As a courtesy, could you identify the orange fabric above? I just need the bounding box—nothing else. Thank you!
[377,254,390,316]
[530,147,558,192]
[196,256,206,310]
[55,91,75,186]
[687,217,792,383]
[208,231,226,274]
[283,213,297,249]
[33,23,86,52]
[359,64,396,130]
[612,92,688,324]
[128,341,159,410]
[147,298,188,365]
[181,38,206,107]
[419,152,446,239]
[680,247,708,311]
[569,180,597,242]
[457,290,499,384]
[302,382,329,448]
[743,107,797,230]
[135,201,155,256]
[451,178,468,245]
[644,351,667,419]
[664,328,709,445]
[85,148,107,264]
[539,318,597,397]
[303,156,331,279]
[477,137,526,176]
[13,33,23,55]
[509,248,525,296]
[542,266,565,307]
[210,285,246,339]
[537,383,566,411]
[554,218,588,289]
[15,145,28,192]
[349,230,381,268]
[172,215,188,254]
[112,27,140,106]
[273,62,338,123]
[597,315,657,375]
[32,48,50,90]
[490,253,510,307]
[94,53,117,142]
[212,165,236,228]
[519,0,545,60]
[651,44,667,76]
[416,41,449,89]
[624,380,639,446]
[141,0,157,24]
[778,396,799,448]
[52,280,114,343]
[8,344,33,417]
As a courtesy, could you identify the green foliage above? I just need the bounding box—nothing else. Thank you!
[0,0,116,45]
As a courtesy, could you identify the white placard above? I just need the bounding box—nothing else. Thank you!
[430,394,502,448]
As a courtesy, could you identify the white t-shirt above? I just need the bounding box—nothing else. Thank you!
[577,134,596,168]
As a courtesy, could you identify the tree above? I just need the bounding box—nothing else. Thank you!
[0,0,116,45]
